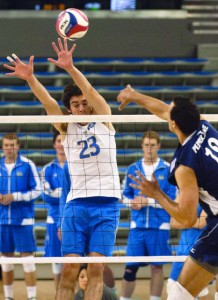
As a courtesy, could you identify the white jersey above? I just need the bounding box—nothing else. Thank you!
[62,122,121,202]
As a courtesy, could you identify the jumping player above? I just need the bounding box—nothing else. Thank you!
[4,38,121,300]
[117,85,218,300]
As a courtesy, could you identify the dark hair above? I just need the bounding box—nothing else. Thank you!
[52,128,61,144]
[170,96,200,135]
[78,264,88,277]
[142,131,160,144]
[61,82,83,110]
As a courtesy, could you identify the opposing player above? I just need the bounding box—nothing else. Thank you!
[4,38,121,300]
[41,130,66,290]
[117,85,218,300]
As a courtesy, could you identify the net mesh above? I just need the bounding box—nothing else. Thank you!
[0,114,216,265]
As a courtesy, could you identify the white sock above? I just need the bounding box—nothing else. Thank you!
[3,285,13,298]
[167,282,194,300]
[150,296,161,300]
[120,297,131,300]
[215,291,218,300]
[27,286,37,298]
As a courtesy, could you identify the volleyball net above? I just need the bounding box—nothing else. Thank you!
[0,113,216,266]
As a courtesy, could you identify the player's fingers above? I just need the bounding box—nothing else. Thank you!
[52,42,60,54]
[129,183,141,190]
[135,171,146,182]
[118,100,127,111]
[47,58,58,65]
[63,38,68,51]
[70,43,77,54]
[7,56,16,64]
[58,38,64,51]
[29,55,34,65]
[128,174,141,185]
[3,64,15,71]
[11,53,20,62]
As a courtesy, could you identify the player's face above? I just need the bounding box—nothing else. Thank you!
[69,95,93,116]
[53,134,65,156]
[2,138,20,161]
[78,269,88,290]
[142,137,160,162]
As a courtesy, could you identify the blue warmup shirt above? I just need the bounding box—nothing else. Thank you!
[123,158,177,229]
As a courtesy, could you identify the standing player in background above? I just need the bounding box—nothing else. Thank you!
[168,207,209,300]
[41,130,66,290]
[0,133,41,300]
[120,131,176,300]
[117,85,218,300]
[4,38,121,300]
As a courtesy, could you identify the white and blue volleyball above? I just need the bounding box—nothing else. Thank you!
[56,8,89,40]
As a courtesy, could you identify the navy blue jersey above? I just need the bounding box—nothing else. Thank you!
[168,120,218,218]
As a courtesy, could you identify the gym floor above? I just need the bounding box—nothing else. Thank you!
[0,279,216,300]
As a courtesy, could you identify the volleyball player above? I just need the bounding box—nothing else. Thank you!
[4,38,121,300]
[0,133,41,300]
[117,85,218,300]
[120,131,176,300]
[41,130,66,290]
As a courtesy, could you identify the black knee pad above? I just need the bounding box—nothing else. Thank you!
[123,265,139,282]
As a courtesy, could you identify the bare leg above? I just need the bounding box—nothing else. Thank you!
[21,252,37,299]
[178,257,215,297]
[55,254,81,300]
[150,265,164,297]
[1,253,14,299]
[84,252,104,300]
[121,279,136,298]
[54,274,61,291]
[103,264,115,288]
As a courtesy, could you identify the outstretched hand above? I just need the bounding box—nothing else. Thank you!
[129,171,160,199]
[48,38,76,71]
[4,54,34,81]
[117,84,135,110]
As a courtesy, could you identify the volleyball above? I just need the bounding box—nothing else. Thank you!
[56,8,89,40]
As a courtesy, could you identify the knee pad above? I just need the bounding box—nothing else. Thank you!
[166,278,176,295]
[23,256,36,273]
[1,256,14,272]
[1,263,14,272]
[167,282,194,300]
[123,265,139,282]
[197,286,208,297]
[52,263,62,275]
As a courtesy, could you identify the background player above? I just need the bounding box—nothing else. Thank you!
[120,131,176,300]
[0,133,41,300]
[41,130,66,290]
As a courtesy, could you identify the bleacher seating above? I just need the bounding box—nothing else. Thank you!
[0,56,217,255]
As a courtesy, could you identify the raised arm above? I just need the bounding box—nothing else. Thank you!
[117,84,169,120]
[48,38,111,116]
[4,54,65,133]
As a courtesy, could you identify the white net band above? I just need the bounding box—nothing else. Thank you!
[0,256,187,264]
[0,114,217,123]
